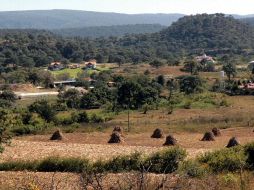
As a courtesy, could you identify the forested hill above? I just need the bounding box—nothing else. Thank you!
[0,14,254,71]
[241,17,254,27]
[52,24,166,38]
[158,14,254,51]
[0,10,183,29]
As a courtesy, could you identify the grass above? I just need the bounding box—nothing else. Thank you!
[50,65,110,78]
[16,96,58,108]
[51,68,83,78]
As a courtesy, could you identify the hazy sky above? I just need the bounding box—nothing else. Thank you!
[1,0,254,15]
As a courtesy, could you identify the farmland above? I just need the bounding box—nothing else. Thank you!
[1,13,254,189]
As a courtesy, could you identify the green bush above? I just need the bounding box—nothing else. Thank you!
[199,147,246,173]
[77,111,89,123]
[0,148,186,174]
[11,115,50,135]
[219,99,230,107]
[145,147,187,174]
[0,160,38,171]
[90,113,104,123]
[55,114,77,126]
[70,122,81,129]
[244,142,254,169]
[183,100,192,109]
[37,157,90,173]
[179,160,207,178]
[103,152,142,172]
[11,125,39,135]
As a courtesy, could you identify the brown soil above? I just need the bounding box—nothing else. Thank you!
[2,127,253,163]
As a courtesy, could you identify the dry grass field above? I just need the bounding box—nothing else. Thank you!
[1,96,254,164]
[2,63,254,189]
[0,126,252,164]
[111,63,186,78]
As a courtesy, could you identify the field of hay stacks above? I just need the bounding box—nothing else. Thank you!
[2,62,254,189]
[1,125,254,189]
[1,126,253,164]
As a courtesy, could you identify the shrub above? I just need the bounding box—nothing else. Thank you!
[29,99,56,122]
[199,147,247,173]
[12,115,49,135]
[77,111,89,123]
[63,128,75,133]
[177,75,204,94]
[55,111,88,125]
[70,122,81,129]
[11,125,40,136]
[70,112,80,123]
[220,99,230,107]
[90,113,104,123]
[179,160,207,178]
[103,152,142,172]
[0,160,38,171]
[183,100,192,109]
[37,157,90,173]
[145,147,187,174]
[244,142,254,169]
[219,173,239,187]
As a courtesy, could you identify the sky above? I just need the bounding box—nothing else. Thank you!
[1,0,254,15]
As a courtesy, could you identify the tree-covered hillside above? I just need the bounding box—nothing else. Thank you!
[241,17,254,27]
[52,24,166,38]
[159,14,254,52]
[0,14,254,72]
[0,10,183,29]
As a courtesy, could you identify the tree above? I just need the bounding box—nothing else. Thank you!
[166,79,178,114]
[0,109,22,152]
[149,59,164,68]
[80,93,100,109]
[177,75,203,94]
[117,80,142,132]
[39,71,55,88]
[115,55,125,67]
[183,59,199,75]
[58,89,81,109]
[28,70,40,85]
[157,75,165,86]
[223,62,237,81]
[28,100,56,122]
[18,55,35,68]
[0,90,17,102]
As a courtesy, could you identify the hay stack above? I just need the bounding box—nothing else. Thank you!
[50,129,64,140]
[201,132,215,141]
[226,137,240,148]
[163,135,177,146]
[151,128,164,138]
[113,126,123,134]
[108,132,124,144]
[212,128,221,137]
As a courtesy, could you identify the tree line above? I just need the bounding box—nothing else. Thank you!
[0,14,254,73]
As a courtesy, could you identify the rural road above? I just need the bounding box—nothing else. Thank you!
[15,91,59,97]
